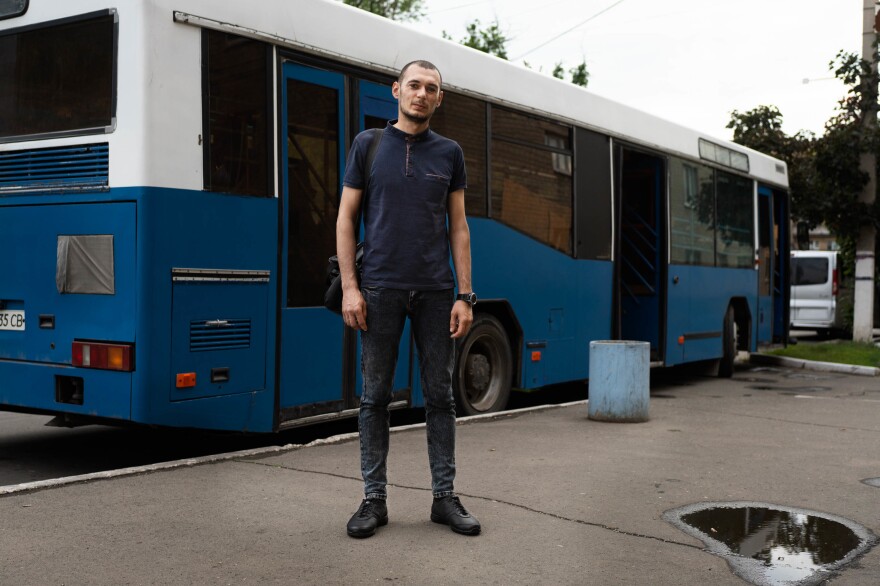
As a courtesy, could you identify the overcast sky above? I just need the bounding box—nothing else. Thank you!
[408,0,863,140]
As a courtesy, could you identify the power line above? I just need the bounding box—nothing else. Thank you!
[512,0,626,60]
[425,0,494,15]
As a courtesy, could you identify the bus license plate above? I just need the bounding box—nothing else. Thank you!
[0,310,25,331]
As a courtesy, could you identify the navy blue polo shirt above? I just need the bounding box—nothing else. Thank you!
[343,121,467,290]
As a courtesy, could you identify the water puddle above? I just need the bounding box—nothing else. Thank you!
[862,477,880,488]
[664,502,876,585]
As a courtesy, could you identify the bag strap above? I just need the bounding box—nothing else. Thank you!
[353,127,384,236]
[363,127,384,186]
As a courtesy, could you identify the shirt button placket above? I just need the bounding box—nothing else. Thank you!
[405,137,414,177]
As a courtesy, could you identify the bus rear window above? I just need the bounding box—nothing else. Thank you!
[0,13,115,140]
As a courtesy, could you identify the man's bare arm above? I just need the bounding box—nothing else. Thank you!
[448,189,473,339]
[336,186,367,331]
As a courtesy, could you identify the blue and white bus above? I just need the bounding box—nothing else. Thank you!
[0,0,789,432]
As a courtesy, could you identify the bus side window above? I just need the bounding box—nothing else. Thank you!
[429,92,488,217]
[490,108,573,254]
[669,158,715,266]
[574,128,612,261]
[203,30,271,197]
[715,171,754,268]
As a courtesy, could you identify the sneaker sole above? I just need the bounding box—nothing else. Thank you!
[347,516,388,538]
[430,514,481,535]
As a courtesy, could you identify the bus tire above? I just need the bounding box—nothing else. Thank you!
[718,305,736,378]
[453,314,512,415]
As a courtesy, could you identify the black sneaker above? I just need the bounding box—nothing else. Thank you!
[430,495,481,535]
[346,499,388,538]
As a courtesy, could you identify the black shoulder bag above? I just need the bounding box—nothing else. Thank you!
[324,128,384,314]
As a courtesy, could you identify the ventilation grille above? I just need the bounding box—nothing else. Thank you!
[190,319,251,352]
[0,143,109,192]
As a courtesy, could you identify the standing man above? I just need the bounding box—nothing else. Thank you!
[336,60,480,538]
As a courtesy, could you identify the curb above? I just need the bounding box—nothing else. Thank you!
[0,400,586,497]
[749,353,880,377]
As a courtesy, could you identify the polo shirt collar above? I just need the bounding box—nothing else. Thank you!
[387,120,432,142]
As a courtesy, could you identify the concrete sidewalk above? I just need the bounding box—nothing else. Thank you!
[1,364,879,585]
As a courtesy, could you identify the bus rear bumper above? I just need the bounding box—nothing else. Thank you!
[0,359,132,422]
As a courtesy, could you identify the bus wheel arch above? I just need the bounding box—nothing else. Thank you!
[453,302,520,415]
[718,298,751,378]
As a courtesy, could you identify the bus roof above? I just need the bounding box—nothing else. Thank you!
[3,0,789,187]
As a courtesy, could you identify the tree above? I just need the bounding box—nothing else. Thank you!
[814,49,880,248]
[729,46,880,337]
[445,22,588,87]
[343,0,424,22]
[727,106,820,228]
[569,60,589,88]
[444,19,509,59]
[548,59,589,87]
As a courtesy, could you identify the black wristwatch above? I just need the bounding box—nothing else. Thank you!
[456,292,477,307]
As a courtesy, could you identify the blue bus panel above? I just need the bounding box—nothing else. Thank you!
[469,218,613,388]
[0,201,136,419]
[665,264,758,365]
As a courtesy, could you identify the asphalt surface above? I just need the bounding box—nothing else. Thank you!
[1,359,879,585]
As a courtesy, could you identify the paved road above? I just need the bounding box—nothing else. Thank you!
[0,381,586,486]
[1,360,878,585]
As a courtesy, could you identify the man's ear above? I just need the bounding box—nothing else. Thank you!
[391,81,400,99]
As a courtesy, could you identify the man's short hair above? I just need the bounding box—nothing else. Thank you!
[398,60,442,86]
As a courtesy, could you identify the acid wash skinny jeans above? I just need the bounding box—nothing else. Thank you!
[358,287,457,500]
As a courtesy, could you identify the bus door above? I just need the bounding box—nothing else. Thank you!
[761,184,789,342]
[615,146,666,362]
[756,186,774,343]
[277,62,348,423]
[349,81,414,408]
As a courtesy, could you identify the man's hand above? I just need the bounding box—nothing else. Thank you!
[450,301,473,339]
[342,289,368,331]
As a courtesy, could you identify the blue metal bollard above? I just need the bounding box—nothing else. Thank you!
[588,340,650,422]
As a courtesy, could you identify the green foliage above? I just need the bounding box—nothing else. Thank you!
[445,21,588,88]
[728,106,820,227]
[729,45,880,264]
[569,60,589,87]
[448,19,509,59]
[343,0,424,22]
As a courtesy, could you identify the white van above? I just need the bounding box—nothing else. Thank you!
[790,251,848,335]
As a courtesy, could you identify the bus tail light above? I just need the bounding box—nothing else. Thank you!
[832,268,839,297]
[72,341,134,371]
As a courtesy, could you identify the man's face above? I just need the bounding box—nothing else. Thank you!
[392,66,443,124]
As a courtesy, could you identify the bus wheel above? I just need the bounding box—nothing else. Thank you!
[454,314,512,415]
[718,306,736,378]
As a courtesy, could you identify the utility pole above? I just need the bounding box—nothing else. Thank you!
[853,0,878,342]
